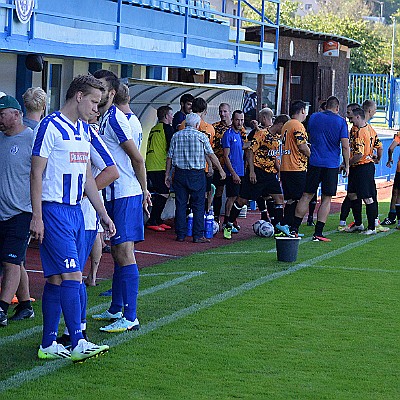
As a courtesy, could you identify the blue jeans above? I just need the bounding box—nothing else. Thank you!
[173,168,206,240]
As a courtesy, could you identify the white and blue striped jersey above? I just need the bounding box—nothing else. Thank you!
[125,112,143,150]
[32,112,91,205]
[98,105,142,201]
[81,124,116,231]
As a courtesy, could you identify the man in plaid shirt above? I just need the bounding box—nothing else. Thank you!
[165,113,225,243]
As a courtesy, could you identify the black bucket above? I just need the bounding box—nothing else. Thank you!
[275,237,301,262]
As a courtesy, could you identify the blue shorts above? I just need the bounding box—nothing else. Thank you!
[40,202,86,278]
[105,195,144,246]
[82,230,98,271]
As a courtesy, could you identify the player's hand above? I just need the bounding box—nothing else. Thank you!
[250,120,259,130]
[100,214,116,238]
[386,159,393,168]
[219,170,226,180]
[165,174,172,189]
[232,172,241,184]
[30,216,44,244]
[206,169,214,177]
[143,190,152,217]
[250,171,257,184]
[342,166,349,177]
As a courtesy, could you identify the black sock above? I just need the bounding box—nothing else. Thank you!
[261,210,270,222]
[291,216,303,233]
[213,196,223,220]
[308,201,317,222]
[149,195,167,225]
[340,196,352,221]
[350,199,363,226]
[274,204,284,226]
[283,201,297,226]
[18,300,32,310]
[0,300,10,314]
[228,201,243,224]
[314,221,325,237]
[395,204,400,221]
[266,198,275,221]
[366,202,376,230]
[256,196,266,212]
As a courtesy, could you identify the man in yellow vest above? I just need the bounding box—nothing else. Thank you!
[145,106,174,231]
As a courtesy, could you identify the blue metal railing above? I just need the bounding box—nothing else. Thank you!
[0,0,279,73]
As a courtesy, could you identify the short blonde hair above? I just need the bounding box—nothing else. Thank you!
[114,84,130,105]
[22,87,47,113]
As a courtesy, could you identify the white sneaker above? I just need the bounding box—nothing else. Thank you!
[361,229,377,235]
[344,223,364,232]
[70,339,109,363]
[92,310,122,321]
[100,317,140,333]
[38,341,71,360]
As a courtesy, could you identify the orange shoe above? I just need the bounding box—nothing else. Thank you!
[146,225,165,232]
[159,224,172,230]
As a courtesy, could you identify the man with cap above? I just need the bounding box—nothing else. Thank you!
[0,95,35,326]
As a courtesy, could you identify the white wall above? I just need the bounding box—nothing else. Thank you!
[0,53,17,96]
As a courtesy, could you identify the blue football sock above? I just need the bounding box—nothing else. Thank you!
[60,280,83,349]
[109,262,123,314]
[80,282,87,325]
[121,264,139,322]
[41,282,62,348]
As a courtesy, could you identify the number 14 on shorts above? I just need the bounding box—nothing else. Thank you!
[64,258,77,269]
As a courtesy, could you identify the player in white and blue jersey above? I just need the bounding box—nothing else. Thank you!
[114,83,143,150]
[30,75,116,362]
[58,121,119,348]
[91,70,151,333]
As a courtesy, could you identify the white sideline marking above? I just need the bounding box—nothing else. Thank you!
[135,250,179,258]
[0,271,205,348]
[0,230,393,393]
[311,265,400,274]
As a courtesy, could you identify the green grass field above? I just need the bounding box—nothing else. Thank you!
[1,207,399,399]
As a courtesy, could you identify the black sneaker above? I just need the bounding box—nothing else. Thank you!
[9,306,34,321]
[381,217,396,226]
[0,309,7,327]
[57,330,88,350]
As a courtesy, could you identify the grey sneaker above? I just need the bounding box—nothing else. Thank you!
[92,310,122,321]
[9,306,34,321]
[0,309,7,327]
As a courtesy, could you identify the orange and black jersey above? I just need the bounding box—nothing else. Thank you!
[249,128,280,174]
[212,121,230,164]
[280,119,308,172]
[350,124,382,166]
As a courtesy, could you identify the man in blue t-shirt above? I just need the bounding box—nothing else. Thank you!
[221,110,245,227]
[172,93,194,132]
[290,96,350,241]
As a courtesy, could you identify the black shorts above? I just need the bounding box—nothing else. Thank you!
[239,167,282,200]
[212,169,226,187]
[0,212,32,265]
[280,171,307,200]
[394,171,400,190]
[225,176,242,197]
[305,165,339,197]
[347,163,376,199]
[147,171,169,195]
